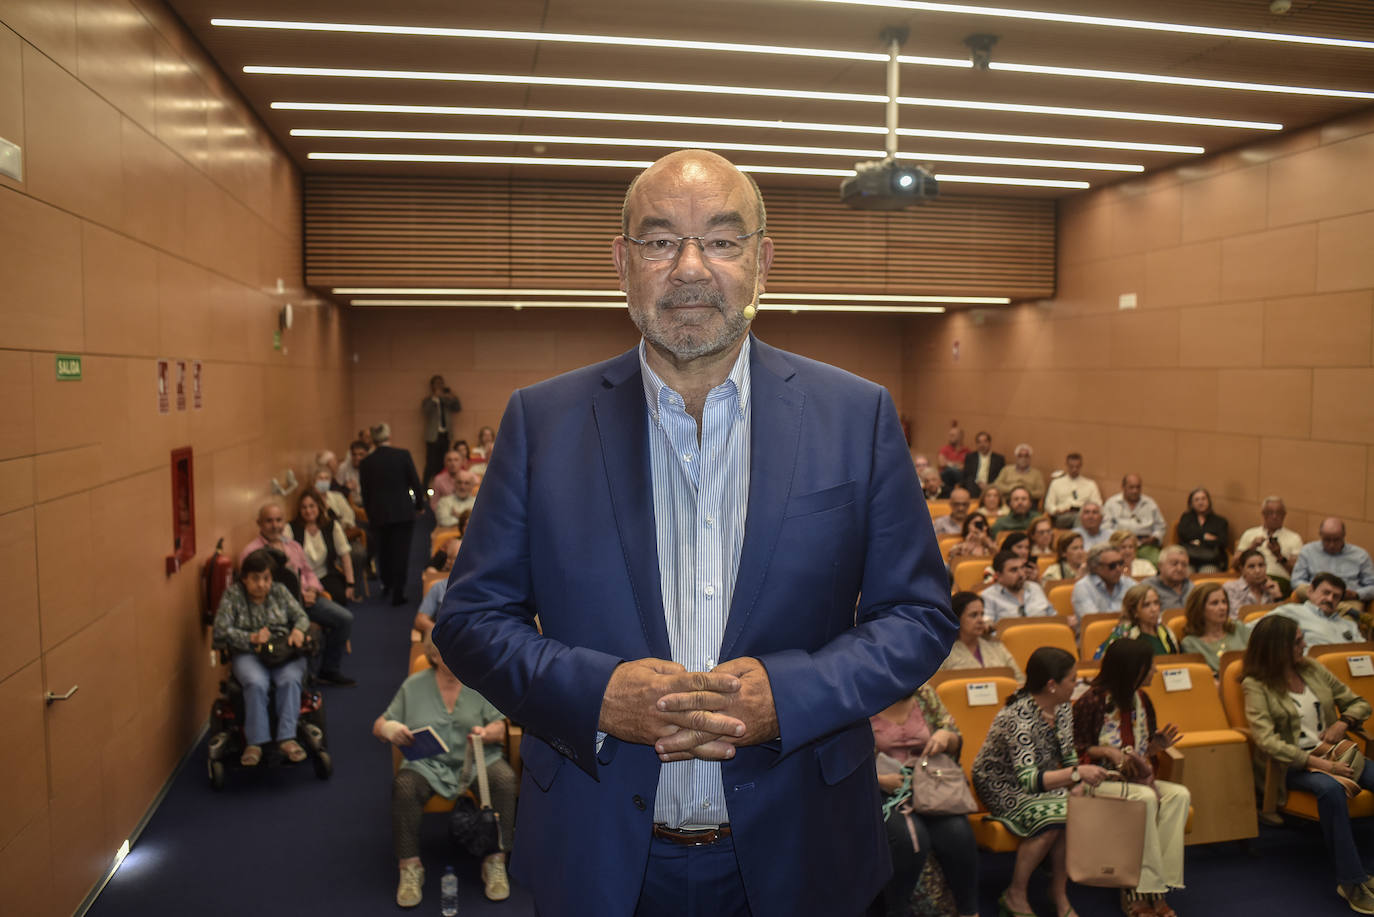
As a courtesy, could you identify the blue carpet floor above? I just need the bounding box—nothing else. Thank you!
[86,516,1369,916]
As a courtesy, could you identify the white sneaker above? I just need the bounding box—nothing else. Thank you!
[482,855,510,902]
[397,862,424,908]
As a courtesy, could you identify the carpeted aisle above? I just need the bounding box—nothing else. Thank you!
[87,515,535,917]
[84,514,1371,916]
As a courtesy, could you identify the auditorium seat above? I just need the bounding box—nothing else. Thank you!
[926,499,951,518]
[934,672,1022,852]
[1163,609,1187,645]
[1079,614,1120,660]
[1145,655,1257,844]
[952,558,993,592]
[996,619,1076,673]
[938,534,963,563]
[429,526,461,554]
[1046,582,1076,619]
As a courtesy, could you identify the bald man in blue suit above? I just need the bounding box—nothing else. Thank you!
[434,150,955,917]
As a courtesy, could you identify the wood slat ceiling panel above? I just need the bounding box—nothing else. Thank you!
[305,174,1055,298]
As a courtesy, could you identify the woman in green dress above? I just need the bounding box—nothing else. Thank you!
[1095,584,1180,659]
[1180,582,1249,674]
[973,647,1110,917]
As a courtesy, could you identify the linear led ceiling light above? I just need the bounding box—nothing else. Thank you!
[273,103,1205,154]
[305,152,1089,188]
[330,287,1010,304]
[808,0,1374,50]
[219,19,1368,98]
[248,68,1281,131]
[290,128,1142,171]
[347,299,949,314]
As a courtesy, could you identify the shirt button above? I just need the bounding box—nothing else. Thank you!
[682,453,693,463]
[702,801,711,809]
[704,584,715,597]
[705,515,716,527]
[706,657,716,668]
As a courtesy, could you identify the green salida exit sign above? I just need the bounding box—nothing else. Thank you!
[56,354,82,381]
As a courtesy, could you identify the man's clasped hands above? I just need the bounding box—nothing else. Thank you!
[598,657,779,762]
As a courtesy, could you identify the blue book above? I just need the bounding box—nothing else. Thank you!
[400,726,450,761]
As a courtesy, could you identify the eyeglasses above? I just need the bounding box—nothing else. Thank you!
[625,227,765,261]
[1102,560,1124,570]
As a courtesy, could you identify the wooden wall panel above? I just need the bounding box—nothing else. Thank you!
[305,174,1056,300]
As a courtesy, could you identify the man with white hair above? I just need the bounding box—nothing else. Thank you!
[1074,501,1110,551]
[1236,497,1302,595]
[1144,546,1193,610]
[991,443,1045,508]
[359,422,424,606]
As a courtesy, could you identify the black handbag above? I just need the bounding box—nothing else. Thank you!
[449,733,503,857]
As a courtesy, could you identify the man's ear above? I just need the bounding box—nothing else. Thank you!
[612,236,629,293]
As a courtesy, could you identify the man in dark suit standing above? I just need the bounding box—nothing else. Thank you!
[359,422,423,606]
[960,430,1005,498]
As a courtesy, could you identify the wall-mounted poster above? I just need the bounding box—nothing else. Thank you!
[175,360,187,411]
[192,360,203,410]
[156,358,170,415]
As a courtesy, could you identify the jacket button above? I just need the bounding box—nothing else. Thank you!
[633,795,646,811]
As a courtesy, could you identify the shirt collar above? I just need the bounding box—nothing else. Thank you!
[639,335,751,423]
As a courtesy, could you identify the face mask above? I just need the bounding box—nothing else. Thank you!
[315,480,330,494]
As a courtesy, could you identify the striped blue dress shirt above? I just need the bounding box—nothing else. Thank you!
[639,337,751,828]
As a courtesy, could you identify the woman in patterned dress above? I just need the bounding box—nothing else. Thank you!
[973,648,1109,917]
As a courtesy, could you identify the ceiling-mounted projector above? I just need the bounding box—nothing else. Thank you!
[841,159,938,210]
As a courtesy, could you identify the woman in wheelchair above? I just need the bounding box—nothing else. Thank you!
[373,635,517,907]
[212,549,310,766]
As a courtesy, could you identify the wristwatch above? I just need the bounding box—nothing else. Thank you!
[1070,766,1082,784]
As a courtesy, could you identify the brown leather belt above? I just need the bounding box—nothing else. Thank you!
[651,823,732,846]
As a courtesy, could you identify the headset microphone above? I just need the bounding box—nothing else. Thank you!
[742,304,757,321]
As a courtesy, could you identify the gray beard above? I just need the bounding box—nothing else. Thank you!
[633,286,750,363]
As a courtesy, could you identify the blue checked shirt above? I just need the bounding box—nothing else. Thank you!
[639,337,751,827]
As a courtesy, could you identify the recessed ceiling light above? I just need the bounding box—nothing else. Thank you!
[290,128,1141,171]
[347,298,948,313]
[810,0,1374,50]
[248,67,1281,131]
[331,287,1009,305]
[273,102,1206,154]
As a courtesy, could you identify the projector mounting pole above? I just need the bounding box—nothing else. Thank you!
[880,26,908,163]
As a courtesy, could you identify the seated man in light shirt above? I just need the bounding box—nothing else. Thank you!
[1292,518,1374,619]
[1235,496,1302,595]
[933,486,972,537]
[1103,473,1166,565]
[980,549,1056,628]
[1072,544,1138,620]
[1271,573,1362,649]
[1042,452,1102,530]
[434,468,478,527]
[1073,501,1110,551]
[1144,545,1194,611]
[991,443,1046,509]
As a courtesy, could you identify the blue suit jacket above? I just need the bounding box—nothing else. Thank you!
[434,338,955,917]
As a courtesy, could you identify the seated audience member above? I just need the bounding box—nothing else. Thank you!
[313,467,357,528]
[1110,530,1157,579]
[941,591,1025,684]
[870,685,979,917]
[1043,452,1101,530]
[1224,548,1285,613]
[291,490,357,606]
[1180,582,1249,674]
[991,486,1036,537]
[912,453,931,477]
[357,427,375,451]
[1176,487,1229,573]
[973,648,1108,917]
[919,466,943,500]
[374,635,515,906]
[471,425,497,463]
[212,550,310,766]
[435,469,478,528]
[427,449,465,512]
[239,501,355,687]
[427,525,465,575]
[981,550,1055,627]
[960,430,1005,498]
[1236,496,1302,595]
[1241,615,1374,914]
[991,444,1046,509]
[933,486,972,537]
[1144,546,1193,611]
[1027,516,1056,558]
[315,450,350,495]
[1097,584,1181,659]
[948,513,997,563]
[1104,474,1166,565]
[1292,518,1374,614]
[1271,573,1362,649]
[1072,639,1188,917]
[937,422,969,496]
[977,485,1009,520]
[412,558,461,642]
[1042,532,1086,584]
[1072,545,1138,620]
[1073,501,1110,551]
[338,440,368,505]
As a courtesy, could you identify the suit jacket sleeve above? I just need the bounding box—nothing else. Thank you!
[404,450,424,510]
[755,388,956,756]
[432,389,622,778]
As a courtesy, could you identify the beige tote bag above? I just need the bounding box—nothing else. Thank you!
[1065,779,1147,888]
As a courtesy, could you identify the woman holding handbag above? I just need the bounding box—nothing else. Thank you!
[1242,614,1374,914]
[974,648,1111,917]
[1072,639,1189,917]
[870,684,979,917]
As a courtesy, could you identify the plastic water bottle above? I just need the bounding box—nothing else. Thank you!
[440,866,458,916]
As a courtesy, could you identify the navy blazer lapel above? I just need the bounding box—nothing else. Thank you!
[720,340,804,659]
[592,352,672,660]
